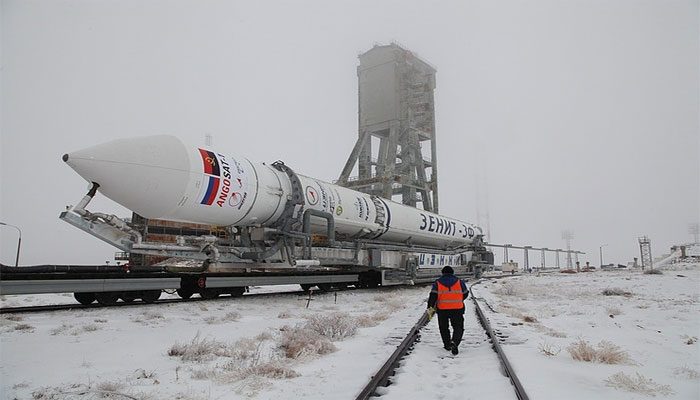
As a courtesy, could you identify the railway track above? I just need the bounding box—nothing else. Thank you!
[355,278,529,400]
[0,288,317,315]
[0,272,533,316]
[0,284,412,315]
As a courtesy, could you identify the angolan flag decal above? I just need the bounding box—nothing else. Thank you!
[199,148,220,176]
[200,176,220,205]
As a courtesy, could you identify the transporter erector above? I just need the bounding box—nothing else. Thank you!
[61,135,493,293]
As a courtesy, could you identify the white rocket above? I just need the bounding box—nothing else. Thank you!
[63,135,481,248]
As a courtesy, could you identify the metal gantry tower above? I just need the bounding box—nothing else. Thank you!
[638,236,653,270]
[338,43,438,212]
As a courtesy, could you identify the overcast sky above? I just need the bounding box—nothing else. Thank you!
[1,0,698,267]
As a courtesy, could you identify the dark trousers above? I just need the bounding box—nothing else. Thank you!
[437,309,464,347]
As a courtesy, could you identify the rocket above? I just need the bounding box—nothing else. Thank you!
[63,135,481,248]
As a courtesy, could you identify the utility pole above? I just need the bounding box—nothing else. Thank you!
[599,244,608,268]
[562,230,574,269]
[689,222,699,244]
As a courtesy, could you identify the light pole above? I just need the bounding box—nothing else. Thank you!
[599,244,608,268]
[0,222,22,267]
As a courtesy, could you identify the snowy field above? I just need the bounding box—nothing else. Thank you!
[1,263,698,399]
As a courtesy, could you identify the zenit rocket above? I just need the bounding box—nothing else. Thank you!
[63,135,481,248]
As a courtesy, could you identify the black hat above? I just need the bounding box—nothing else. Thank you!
[441,266,454,274]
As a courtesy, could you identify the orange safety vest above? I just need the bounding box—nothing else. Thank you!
[436,280,464,310]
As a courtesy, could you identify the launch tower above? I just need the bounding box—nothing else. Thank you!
[337,43,439,212]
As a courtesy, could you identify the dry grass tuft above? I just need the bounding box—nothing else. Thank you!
[682,335,697,345]
[182,334,302,390]
[278,326,337,359]
[357,310,391,328]
[560,269,577,274]
[673,365,700,380]
[605,372,674,396]
[191,368,214,380]
[222,311,241,322]
[220,337,260,360]
[596,341,631,364]
[567,338,631,364]
[225,361,300,381]
[567,338,597,362]
[538,341,561,356]
[94,319,108,323]
[248,362,300,379]
[373,293,405,311]
[602,287,631,296]
[14,323,34,332]
[304,312,358,340]
[31,381,137,400]
[173,391,209,400]
[132,310,165,325]
[496,283,518,296]
[132,368,157,380]
[96,380,123,393]
[545,330,568,338]
[277,313,360,359]
[356,314,378,328]
[522,315,537,323]
[169,330,300,388]
[643,269,663,275]
[82,324,100,332]
[141,311,165,320]
[4,315,23,322]
[168,334,227,363]
[50,323,73,336]
[277,310,293,319]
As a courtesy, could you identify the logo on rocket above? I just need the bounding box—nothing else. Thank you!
[229,192,242,207]
[305,186,319,206]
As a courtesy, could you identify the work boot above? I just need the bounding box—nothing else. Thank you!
[443,343,451,351]
[450,341,459,355]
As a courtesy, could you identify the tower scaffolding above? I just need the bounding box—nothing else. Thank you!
[338,43,439,212]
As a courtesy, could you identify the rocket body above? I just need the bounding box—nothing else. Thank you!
[64,135,481,248]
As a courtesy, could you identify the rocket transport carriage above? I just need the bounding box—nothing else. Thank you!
[61,135,493,286]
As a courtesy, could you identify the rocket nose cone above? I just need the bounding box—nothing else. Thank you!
[64,135,192,219]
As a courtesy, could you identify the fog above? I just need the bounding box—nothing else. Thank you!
[1,0,698,267]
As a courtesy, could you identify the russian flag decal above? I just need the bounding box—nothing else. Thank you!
[200,176,220,205]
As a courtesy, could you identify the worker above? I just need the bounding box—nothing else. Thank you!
[427,266,469,355]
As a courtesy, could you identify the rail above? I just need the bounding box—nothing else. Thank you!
[355,276,530,400]
[472,284,530,400]
[355,311,429,400]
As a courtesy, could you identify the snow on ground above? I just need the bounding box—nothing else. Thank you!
[476,262,700,399]
[1,286,429,399]
[380,300,516,400]
[1,263,699,399]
